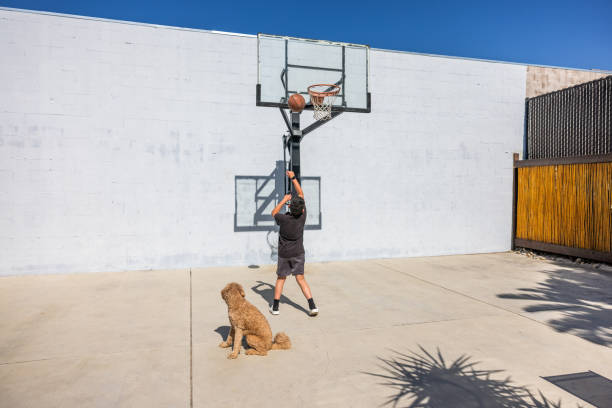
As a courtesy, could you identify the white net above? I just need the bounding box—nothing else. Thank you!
[308,84,340,121]
[312,95,337,120]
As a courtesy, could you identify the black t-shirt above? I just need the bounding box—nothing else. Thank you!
[274,208,307,258]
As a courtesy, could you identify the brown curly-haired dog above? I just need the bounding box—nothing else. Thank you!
[220,282,291,359]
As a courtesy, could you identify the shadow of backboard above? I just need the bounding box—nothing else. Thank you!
[234,161,321,232]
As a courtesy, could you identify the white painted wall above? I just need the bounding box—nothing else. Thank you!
[0,8,526,275]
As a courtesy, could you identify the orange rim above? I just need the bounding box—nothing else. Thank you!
[307,84,341,98]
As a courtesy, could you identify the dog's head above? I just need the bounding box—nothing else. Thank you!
[221,282,245,304]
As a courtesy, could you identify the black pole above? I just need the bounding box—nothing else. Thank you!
[289,139,300,185]
[511,153,519,251]
[290,112,302,183]
[282,134,288,195]
[523,99,529,159]
[285,111,302,194]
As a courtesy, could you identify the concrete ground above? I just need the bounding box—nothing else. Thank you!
[1,252,611,407]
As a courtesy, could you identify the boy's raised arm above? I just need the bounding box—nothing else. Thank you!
[287,170,304,198]
[272,194,292,217]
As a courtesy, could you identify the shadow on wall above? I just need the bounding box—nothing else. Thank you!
[234,160,322,234]
[364,346,580,408]
[497,267,612,347]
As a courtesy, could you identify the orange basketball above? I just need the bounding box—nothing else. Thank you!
[288,93,306,113]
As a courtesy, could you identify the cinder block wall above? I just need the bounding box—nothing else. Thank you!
[0,8,526,275]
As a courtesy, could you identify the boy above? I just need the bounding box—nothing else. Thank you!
[269,170,318,316]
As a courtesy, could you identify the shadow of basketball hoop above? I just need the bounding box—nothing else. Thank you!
[234,161,321,233]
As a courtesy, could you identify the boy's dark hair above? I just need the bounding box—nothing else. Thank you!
[289,196,305,218]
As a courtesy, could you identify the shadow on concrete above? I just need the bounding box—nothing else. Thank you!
[251,280,310,315]
[214,326,230,340]
[497,268,612,346]
[214,325,248,348]
[364,346,579,408]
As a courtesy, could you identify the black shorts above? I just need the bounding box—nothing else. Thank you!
[276,254,305,277]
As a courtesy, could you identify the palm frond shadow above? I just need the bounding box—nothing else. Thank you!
[364,346,581,408]
[497,268,612,346]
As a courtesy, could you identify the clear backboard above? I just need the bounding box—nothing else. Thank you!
[257,34,370,113]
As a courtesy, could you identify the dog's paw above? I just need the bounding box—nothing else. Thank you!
[227,353,238,359]
[219,341,231,348]
[246,349,266,356]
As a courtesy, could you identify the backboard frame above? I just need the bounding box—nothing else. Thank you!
[256,33,371,113]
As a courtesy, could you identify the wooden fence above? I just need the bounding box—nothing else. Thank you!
[512,153,612,263]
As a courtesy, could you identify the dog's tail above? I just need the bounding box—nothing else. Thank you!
[271,332,291,350]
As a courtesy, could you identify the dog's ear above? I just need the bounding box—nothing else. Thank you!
[239,285,245,297]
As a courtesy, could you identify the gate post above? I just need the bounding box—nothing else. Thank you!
[511,153,519,251]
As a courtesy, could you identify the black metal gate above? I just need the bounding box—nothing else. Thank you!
[525,75,612,159]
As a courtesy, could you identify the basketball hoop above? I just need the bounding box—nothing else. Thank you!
[308,84,341,120]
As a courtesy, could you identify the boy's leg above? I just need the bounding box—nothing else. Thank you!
[291,254,317,315]
[271,256,291,314]
[295,274,312,299]
[274,276,286,300]
[295,274,318,316]
[269,276,286,315]
[292,254,310,298]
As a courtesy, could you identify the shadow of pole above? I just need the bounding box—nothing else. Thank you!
[251,280,310,315]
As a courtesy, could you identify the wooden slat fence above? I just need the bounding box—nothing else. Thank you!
[513,153,612,263]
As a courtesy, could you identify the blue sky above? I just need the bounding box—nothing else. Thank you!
[2,0,611,71]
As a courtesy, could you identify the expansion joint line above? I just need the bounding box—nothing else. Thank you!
[372,261,559,331]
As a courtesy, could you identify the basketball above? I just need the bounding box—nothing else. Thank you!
[288,93,306,113]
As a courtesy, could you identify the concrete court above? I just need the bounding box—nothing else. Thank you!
[1,253,611,407]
